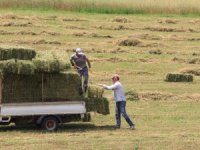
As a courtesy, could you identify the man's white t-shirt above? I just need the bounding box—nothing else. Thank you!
[103,81,126,102]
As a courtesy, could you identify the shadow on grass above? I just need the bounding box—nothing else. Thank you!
[0,123,115,133]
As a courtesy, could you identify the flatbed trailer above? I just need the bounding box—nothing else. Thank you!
[0,101,90,131]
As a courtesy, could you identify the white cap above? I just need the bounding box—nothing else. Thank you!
[75,48,82,54]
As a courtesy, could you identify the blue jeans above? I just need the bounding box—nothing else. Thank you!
[78,66,89,92]
[115,101,134,127]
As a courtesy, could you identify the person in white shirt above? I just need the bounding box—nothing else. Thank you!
[99,74,135,129]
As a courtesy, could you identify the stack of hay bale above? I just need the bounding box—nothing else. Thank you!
[0,47,109,115]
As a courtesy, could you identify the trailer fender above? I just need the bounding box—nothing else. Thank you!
[36,115,62,125]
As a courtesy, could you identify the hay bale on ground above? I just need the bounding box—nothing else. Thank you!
[180,68,200,76]
[118,38,142,46]
[125,90,139,101]
[165,73,193,82]
[0,47,36,60]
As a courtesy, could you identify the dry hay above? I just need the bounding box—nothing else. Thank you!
[172,57,200,64]
[139,91,175,101]
[145,26,185,32]
[158,19,178,24]
[180,68,200,76]
[0,30,13,35]
[17,31,37,35]
[112,16,130,23]
[33,40,61,45]
[72,32,112,38]
[40,31,60,36]
[128,33,162,40]
[95,25,133,30]
[66,25,86,30]
[117,38,142,46]
[165,73,193,82]
[0,14,22,20]
[63,18,87,22]
[149,49,162,55]
[139,91,200,101]
[125,90,139,101]
[0,21,32,27]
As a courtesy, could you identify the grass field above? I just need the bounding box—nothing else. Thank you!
[0,6,200,150]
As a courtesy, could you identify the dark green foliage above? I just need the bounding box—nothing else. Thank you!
[165,73,193,82]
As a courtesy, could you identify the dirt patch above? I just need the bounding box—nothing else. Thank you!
[149,49,162,55]
[145,26,185,32]
[158,19,178,24]
[33,40,61,45]
[112,17,130,23]
[180,68,200,76]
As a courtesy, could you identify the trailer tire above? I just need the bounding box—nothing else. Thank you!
[41,116,58,131]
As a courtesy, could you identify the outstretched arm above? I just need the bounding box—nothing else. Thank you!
[99,83,118,90]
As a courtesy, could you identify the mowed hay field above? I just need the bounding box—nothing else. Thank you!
[0,7,200,150]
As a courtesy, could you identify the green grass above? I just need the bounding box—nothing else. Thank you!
[0,0,200,15]
[0,9,200,149]
[1,101,200,150]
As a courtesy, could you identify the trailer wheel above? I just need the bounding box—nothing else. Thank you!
[42,116,58,131]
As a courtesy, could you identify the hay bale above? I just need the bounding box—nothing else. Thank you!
[43,72,83,101]
[0,59,35,75]
[125,90,139,101]
[0,47,36,60]
[2,74,42,103]
[84,97,109,115]
[118,38,142,46]
[87,85,104,98]
[165,73,193,82]
[33,50,71,73]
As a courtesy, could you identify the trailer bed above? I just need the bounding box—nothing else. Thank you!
[0,101,86,116]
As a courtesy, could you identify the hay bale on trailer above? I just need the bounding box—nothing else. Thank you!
[0,47,36,60]
[0,47,110,115]
[165,73,193,82]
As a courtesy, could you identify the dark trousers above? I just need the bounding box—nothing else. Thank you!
[115,101,134,127]
[78,66,89,92]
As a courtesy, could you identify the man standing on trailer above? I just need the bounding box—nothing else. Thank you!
[70,48,91,94]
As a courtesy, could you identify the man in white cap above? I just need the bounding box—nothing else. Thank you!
[99,74,135,130]
[70,48,91,93]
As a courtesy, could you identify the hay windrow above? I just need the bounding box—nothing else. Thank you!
[149,49,162,55]
[180,68,200,76]
[125,90,139,101]
[112,17,130,23]
[165,73,193,82]
[117,38,142,46]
